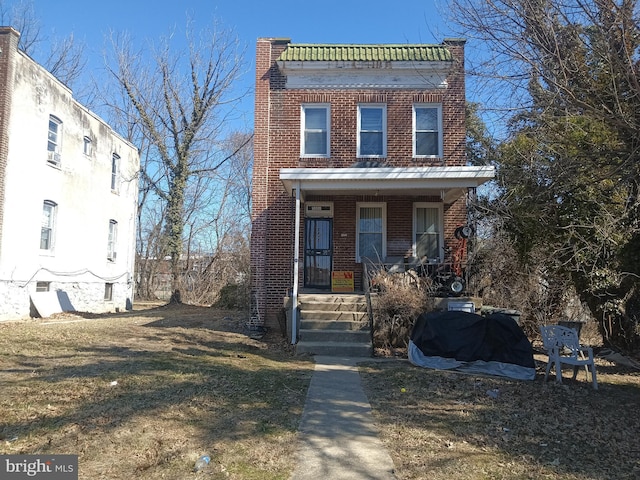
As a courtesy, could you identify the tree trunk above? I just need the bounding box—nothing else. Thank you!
[575,273,640,352]
[166,167,187,304]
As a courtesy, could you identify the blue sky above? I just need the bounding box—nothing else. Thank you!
[23,0,460,132]
[31,0,454,47]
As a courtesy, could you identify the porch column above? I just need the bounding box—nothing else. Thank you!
[291,181,301,344]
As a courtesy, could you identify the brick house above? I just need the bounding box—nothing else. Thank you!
[0,27,139,320]
[251,37,494,335]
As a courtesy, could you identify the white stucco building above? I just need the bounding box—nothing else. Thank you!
[0,27,140,320]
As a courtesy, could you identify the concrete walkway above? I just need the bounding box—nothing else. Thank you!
[290,356,396,480]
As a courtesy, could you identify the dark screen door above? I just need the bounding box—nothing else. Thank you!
[304,218,332,288]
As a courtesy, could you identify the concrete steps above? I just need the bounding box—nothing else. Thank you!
[295,294,372,357]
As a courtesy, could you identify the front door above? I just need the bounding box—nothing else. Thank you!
[304,218,332,288]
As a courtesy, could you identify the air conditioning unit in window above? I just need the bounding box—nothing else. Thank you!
[47,151,61,164]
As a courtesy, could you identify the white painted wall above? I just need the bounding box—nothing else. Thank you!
[0,49,139,320]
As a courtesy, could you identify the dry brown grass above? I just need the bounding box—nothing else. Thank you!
[359,354,640,480]
[2,303,640,479]
[0,303,314,479]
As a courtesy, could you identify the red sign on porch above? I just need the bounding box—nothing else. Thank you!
[331,271,354,292]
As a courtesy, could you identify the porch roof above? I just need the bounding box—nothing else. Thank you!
[280,165,495,203]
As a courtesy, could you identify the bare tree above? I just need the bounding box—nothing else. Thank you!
[225,132,253,223]
[0,0,41,52]
[42,32,86,88]
[103,19,248,303]
[180,129,252,310]
[0,0,86,89]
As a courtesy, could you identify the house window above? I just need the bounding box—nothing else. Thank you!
[47,115,62,165]
[413,203,444,261]
[104,283,113,301]
[413,104,443,157]
[107,220,117,261]
[83,136,92,156]
[356,202,386,262]
[40,200,57,251]
[111,153,120,192]
[36,281,50,292]
[301,104,330,157]
[358,105,386,157]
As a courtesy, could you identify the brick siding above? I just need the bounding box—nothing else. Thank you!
[0,28,19,258]
[252,38,468,329]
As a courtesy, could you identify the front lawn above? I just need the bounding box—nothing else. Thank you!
[360,357,640,480]
[0,304,314,479]
[2,303,639,479]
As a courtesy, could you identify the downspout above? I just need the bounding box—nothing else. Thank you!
[291,181,301,345]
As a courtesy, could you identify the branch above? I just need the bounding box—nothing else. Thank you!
[189,133,253,175]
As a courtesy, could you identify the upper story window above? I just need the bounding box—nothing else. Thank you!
[47,115,62,165]
[107,219,118,261]
[40,200,57,251]
[83,136,92,156]
[301,104,330,157]
[358,105,386,158]
[413,104,443,157]
[111,153,120,192]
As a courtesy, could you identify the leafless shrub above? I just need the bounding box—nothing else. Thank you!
[469,232,592,340]
[371,271,434,353]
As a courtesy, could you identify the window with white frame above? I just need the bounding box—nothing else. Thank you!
[104,283,113,301]
[83,136,92,156]
[356,202,386,262]
[47,115,62,165]
[40,200,57,251]
[413,104,443,157]
[107,220,117,261]
[301,104,330,157]
[413,203,444,261]
[111,153,120,192]
[36,281,51,292]
[358,105,386,157]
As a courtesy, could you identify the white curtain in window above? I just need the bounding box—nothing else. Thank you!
[359,206,383,260]
[415,207,439,259]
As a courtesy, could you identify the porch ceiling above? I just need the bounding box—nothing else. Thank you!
[280,165,495,203]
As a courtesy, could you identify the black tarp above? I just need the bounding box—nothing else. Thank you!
[408,311,536,380]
